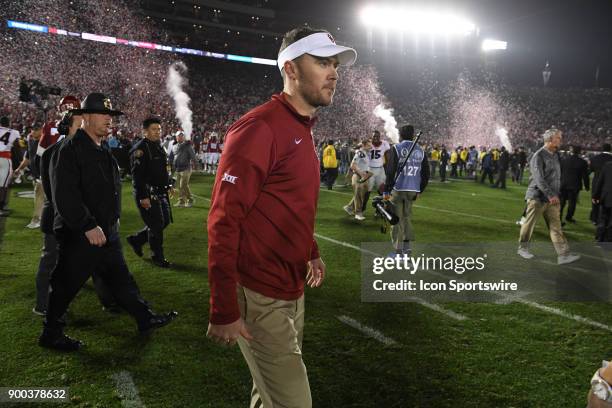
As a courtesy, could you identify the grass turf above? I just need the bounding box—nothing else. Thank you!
[0,172,610,407]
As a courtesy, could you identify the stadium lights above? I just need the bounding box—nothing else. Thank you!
[360,6,476,36]
[481,39,507,51]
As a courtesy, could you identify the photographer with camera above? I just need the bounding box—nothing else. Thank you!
[383,125,429,255]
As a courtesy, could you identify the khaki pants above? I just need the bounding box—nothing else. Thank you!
[347,174,369,215]
[390,191,417,250]
[519,199,569,256]
[32,179,44,222]
[176,170,192,204]
[237,286,311,408]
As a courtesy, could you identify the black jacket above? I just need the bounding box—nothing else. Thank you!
[593,161,612,208]
[49,129,121,238]
[498,150,510,171]
[130,138,171,200]
[40,140,63,234]
[561,154,589,191]
[590,152,612,189]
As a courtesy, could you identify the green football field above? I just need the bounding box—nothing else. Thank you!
[0,172,610,407]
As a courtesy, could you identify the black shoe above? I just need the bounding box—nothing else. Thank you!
[126,235,143,257]
[138,311,178,334]
[39,332,83,352]
[561,222,566,227]
[152,257,171,268]
[566,218,576,224]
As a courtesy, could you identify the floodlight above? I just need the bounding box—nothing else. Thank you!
[360,6,476,36]
[481,39,507,51]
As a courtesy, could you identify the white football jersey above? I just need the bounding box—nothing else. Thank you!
[0,127,20,153]
[369,140,390,168]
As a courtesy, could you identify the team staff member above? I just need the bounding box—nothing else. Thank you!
[343,139,372,220]
[35,97,85,316]
[169,131,196,207]
[13,122,44,228]
[384,125,429,255]
[207,26,356,408]
[517,128,580,265]
[41,94,177,351]
[127,117,173,268]
[322,139,338,190]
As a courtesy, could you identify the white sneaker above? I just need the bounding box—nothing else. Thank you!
[517,248,535,259]
[174,202,185,208]
[516,216,526,226]
[185,201,193,208]
[558,253,581,265]
[343,205,354,216]
[26,221,40,229]
[355,214,365,221]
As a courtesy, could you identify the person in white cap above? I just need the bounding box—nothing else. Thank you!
[206,26,356,408]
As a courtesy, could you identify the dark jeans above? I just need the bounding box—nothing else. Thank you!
[560,188,579,221]
[324,168,338,190]
[132,196,171,259]
[450,163,458,178]
[45,232,152,331]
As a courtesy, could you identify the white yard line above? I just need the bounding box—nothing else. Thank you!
[320,188,593,238]
[337,315,399,346]
[112,371,146,408]
[197,192,612,332]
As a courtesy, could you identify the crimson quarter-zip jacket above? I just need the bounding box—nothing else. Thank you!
[207,92,321,325]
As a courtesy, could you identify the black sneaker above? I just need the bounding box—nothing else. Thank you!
[152,257,171,268]
[102,304,123,314]
[138,311,178,335]
[32,307,47,316]
[39,332,83,352]
[126,235,143,257]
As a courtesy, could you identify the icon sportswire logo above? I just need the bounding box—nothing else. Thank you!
[294,138,303,144]
[222,172,238,184]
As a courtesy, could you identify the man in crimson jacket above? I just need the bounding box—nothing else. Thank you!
[206,26,356,407]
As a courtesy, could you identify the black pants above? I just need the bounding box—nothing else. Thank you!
[324,168,338,190]
[440,164,447,181]
[132,196,171,259]
[45,232,152,331]
[596,206,612,242]
[480,168,494,184]
[591,202,601,225]
[495,169,507,188]
[450,163,458,177]
[560,188,579,221]
[37,233,116,312]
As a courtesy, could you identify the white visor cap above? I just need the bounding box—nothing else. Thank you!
[277,32,357,72]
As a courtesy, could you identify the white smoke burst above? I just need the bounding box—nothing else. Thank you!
[166,61,193,140]
[373,104,399,143]
[495,126,513,152]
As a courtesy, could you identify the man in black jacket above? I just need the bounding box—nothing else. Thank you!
[592,161,612,242]
[560,145,589,225]
[494,146,510,189]
[127,117,173,268]
[41,93,177,351]
[589,143,612,225]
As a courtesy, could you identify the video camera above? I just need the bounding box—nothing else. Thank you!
[372,196,398,226]
[19,79,62,109]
